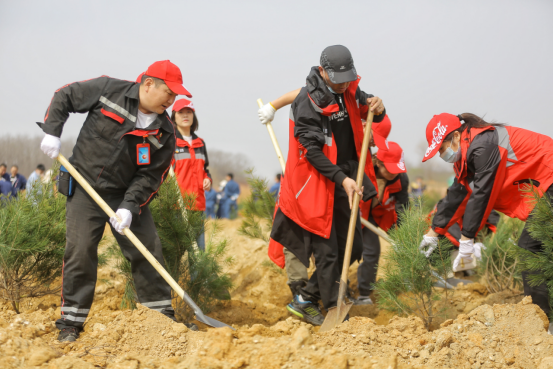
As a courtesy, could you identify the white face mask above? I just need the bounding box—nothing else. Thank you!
[440,136,462,163]
[326,84,337,94]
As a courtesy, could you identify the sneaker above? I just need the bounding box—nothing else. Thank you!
[353,295,373,305]
[57,327,80,342]
[185,322,199,331]
[286,295,325,326]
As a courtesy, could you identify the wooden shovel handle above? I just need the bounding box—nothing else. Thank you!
[257,99,286,173]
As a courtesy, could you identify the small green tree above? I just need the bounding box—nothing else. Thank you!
[106,177,233,321]
[512,187,553,318]
[237,169,276,242]
[0,169,66,313]
[477,217,524,293]
[374,200,452,330]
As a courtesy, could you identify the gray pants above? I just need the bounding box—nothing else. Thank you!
[56,184,173,330]
[284,248,308,283]
[357,216,380,297]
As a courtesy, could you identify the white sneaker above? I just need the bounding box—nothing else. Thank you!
[548,323,552,335]
[353,295,373,305]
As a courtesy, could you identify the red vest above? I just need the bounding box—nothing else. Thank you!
[278,76,377,239]
[173,137,210,211]
[367,177,402,231]
[438,126,552,234]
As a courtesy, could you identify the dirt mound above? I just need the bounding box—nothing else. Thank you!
[1,297,552,369]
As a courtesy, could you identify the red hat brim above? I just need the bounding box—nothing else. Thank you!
[166,80,192,98]
[372,132,389,151]
[383,160,407,174]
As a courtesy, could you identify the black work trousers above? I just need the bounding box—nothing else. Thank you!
[517,185,553,320]
[56,184,173,330]
[356,216,381,296]
[300,186,362,310]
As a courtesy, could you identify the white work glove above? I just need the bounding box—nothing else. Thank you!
[40,134,61,159]
[419,235,439,258]
[258,103,276,124]
[109,209,132,235]
[231,194,239,201]
[453,239,475,272]
[473,242,486,261]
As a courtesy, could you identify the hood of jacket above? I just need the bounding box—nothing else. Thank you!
[306,66,337,109]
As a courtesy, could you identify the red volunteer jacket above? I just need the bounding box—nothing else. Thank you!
[172,132,212,211]
[432,125,553,238]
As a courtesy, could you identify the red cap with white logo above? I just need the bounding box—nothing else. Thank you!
[422,113,462,162]
[172,99,195,112]
[138,60,192,97]
[376,141,407,174]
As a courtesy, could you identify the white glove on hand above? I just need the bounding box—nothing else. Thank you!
[419,235,439,258]
[110,209,132,235]
[258,103,276,124]
[40,134,61,159]
[473,242,486,261]
[453,239,475,272]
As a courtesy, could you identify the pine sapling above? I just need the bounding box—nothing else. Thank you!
[238,169,275,242]
[374,199,452,330]
[0,168,66,313]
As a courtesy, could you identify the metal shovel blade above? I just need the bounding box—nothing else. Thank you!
[194,312,234,329]
[319,299,353,333]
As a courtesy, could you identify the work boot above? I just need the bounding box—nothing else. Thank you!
[57,327,80,342]
[353,295,373,305]
[286,295,324,326]
[288,280,307,297]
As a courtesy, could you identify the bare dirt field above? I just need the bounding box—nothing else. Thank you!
[1,219,552,369]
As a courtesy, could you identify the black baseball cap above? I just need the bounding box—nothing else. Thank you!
[320,45,357,84]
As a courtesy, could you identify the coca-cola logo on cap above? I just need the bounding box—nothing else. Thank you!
[425,122,448,157]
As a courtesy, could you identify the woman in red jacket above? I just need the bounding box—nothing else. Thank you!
[171,99,212,251]
[419,112,552,322]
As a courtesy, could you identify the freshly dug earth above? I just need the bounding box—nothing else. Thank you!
[0,219,551,369]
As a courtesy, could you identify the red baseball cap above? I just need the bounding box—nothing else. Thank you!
[372,131,389,151]
[142,60,192,97]
[136,72,145,83]
[372,114,391,139]
[422,113,462,162]
[172,99,195,112]
[376,141,407,174]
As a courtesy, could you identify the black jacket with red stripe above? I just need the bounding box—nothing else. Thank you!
[38,76,175,215]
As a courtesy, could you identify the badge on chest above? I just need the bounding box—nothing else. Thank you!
[137,143,151,165]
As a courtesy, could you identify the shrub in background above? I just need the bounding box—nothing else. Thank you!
[0,168,66,313]
[374,199,452,330]
[238,169,275,242]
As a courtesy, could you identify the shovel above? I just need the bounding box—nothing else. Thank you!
[56,154,233,330]
[319,109,375,333]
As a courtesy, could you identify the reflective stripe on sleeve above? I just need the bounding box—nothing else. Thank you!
[99,96,137,123]
[61,307,90,314]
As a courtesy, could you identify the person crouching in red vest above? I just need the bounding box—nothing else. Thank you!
[355,140,410,305]
[419,113,553,323]
[269,45,386,326]
[170,99,212,251]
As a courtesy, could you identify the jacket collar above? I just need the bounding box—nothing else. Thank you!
[306,66,336,109]
[125,83,140,100]
[126,83,173,134]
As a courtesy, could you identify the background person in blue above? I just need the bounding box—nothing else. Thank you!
[8,165,27,197]
[269,173,281,199]
[0,176,13,203]
[219,173,240,219]
[205,187,217,219]
[26,164,45,193]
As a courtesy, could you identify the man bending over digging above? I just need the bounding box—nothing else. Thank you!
[38,60,197,342]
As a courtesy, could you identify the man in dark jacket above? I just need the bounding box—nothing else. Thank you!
[9,165,27,196]
[39,60,193,342]
[270,45,385,325]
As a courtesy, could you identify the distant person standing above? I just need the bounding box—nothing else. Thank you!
[0,174,13,203]
[26,164,46,192]
[269,173,281,198]
[205,187,217,219]
[410,176,426,199]
[220,173,240,219]
[0,163,9,181]
[9,165,26,196]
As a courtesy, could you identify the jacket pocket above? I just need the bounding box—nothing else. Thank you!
[101,108,125,124]
[97,108,125,141]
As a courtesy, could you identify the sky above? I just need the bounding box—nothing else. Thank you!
[0,0,552,180]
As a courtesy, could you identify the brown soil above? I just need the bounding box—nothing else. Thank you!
[0,219,551,369]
